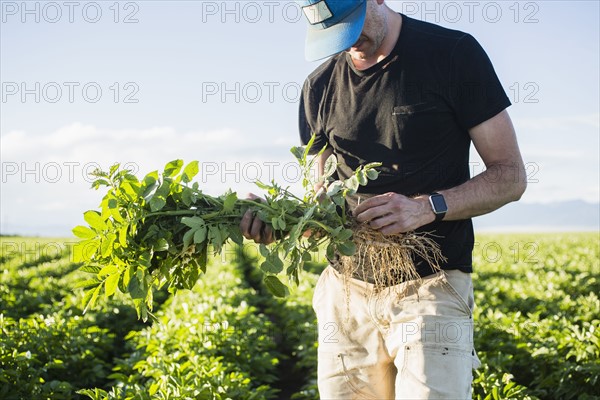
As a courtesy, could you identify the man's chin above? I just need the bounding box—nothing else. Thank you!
[347,48,370,61]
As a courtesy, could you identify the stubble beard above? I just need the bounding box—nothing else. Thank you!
[350,7,388,60]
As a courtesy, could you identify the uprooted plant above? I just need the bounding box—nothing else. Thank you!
[74,135,443,321]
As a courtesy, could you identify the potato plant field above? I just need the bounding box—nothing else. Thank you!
[1,233,598,399]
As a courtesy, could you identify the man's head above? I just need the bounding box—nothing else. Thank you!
[298,0,389,61]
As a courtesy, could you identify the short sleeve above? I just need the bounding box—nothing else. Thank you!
[450,34,511,130]
[298,78,329,154]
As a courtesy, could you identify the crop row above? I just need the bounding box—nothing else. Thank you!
[1,234,599,399]
[1,239,150,399]
[472,233,600,399]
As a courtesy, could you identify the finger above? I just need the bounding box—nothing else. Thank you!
[262,224,274,244]
[379,221,406,235]
[352,194,390,216]
[367,213,397,230]
[355,204,392,223]
[240,210,255,239]
[249,216,264,242]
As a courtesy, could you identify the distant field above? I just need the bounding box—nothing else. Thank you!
[1,233,598,399]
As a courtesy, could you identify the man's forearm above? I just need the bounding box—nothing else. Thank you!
[435,162,527,221]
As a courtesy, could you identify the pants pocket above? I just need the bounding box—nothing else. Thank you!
[439,271,474,318]
[337,353,381,399]
[397,343,474,399]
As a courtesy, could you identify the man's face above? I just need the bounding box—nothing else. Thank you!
[347,0,387,61]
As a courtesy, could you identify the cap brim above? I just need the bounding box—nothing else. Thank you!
[304,1,367,62]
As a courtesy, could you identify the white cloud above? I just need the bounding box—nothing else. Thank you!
[1,123,307,236]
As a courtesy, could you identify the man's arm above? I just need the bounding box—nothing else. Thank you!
[436,109,527,220]
[313,147,334,193]
[353,110,527,234]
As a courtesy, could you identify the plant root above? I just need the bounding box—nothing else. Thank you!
[333,223,446,326]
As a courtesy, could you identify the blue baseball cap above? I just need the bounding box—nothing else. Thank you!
[297,0,367,61]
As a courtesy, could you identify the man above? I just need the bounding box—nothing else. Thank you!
[242,0,526,398]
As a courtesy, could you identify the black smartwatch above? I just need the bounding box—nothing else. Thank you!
[429,192,448,222]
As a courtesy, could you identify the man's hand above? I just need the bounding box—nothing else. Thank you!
[240,193,274,244]
[353,192,435,235]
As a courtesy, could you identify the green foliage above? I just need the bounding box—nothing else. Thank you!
[0,238,152,399]
[0,312,114,400]
[471,233,600,399]
[2,228,599,399]
[77,256,281,399]
[73,137,381,320]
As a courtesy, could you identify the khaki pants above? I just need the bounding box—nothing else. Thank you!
[312,266,480,400]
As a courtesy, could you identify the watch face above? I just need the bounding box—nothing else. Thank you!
[431,194,448,213]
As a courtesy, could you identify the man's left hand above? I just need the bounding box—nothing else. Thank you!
[353,192,435,234]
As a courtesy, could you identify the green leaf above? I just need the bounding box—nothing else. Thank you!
[222,191,237,213]
[141,177,159,200]
[366,168,379,180]
[99,265,118,277]
[109,163,120,177]
[79,265,102,274]
[254,180,271,191]
[271,216,280,230]
[303,133,316,160]
[356,170,368,186]
[164,160,184,177]
[100,233,116,258]
[290,146,304,162]
[74,278,101,289]
[263,275,289,298]
[104,273,120,298]
[345,175,360,192]
[83,285,102,313]
[110,206,125,223]
[197,243,208,273]
[181,161,199,183]
[91,178,110,189]
[138,250,152,268]
[121,181,139,198]
[337,240,356,256]
[259,244,270,258]
[260,253,284,274]
[338,229,353,241]
[181,188,194,206]
[73,239,100,263]
[149,196,166,212]
[182,216,205,229]
[276,216,286,231]
[326,181,344,197]
[194,226,208,243]
[128,272,146,299]
[208,226,223,248]
[228,227,244,245]
[154,238,169,251]
[183,229,194,250]
[323,153,338,178]
[119,225,128,247]
[73,226,96,239]
[149,382,160,396]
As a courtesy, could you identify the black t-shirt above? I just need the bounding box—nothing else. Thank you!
[299,14,511,275]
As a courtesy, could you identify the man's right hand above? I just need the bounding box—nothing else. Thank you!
[240,193,274,244]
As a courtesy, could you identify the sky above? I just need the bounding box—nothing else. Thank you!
[1,0,599,236]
